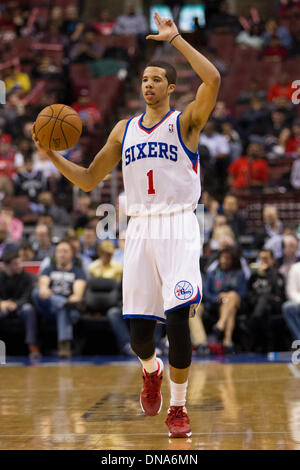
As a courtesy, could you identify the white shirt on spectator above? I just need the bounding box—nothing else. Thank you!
[199,133,230,161]
[113,14,148,35]
[290,159,300,189]
[286,262,300,304]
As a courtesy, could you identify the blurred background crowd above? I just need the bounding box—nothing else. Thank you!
[0,0,300,359]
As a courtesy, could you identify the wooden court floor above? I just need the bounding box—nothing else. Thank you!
[0,360,300,450]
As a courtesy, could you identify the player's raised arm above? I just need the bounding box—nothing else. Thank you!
[32,119,127,192]
[147,12,221,131]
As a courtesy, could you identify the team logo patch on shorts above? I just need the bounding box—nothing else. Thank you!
[174,281,193,300]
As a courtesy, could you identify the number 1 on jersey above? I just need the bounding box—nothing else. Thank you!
[147,169,156,194]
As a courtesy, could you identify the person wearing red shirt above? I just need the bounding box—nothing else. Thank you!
[228,142,269,189]
[71,89,101,133]
[284,120,300,154]
[267,71,294,102]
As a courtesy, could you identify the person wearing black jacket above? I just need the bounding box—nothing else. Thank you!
[246,249,285,352]
[0,250,39,358]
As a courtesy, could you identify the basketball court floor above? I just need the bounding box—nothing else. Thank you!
[0,354,300,450]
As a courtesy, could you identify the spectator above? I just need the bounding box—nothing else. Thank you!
[235,23,264,49]
[113,3,148,35]
[237,79,267,105]
[238,97,269,139]
[71,89,101,132]
[0,222,18,259]
[32,150,60,180]
[267,71,295,103]
[72,193,92,230]
[0,133,16,197]
[200,190,219,241]
[264,225,300,261]
[278,235,300,280]
[88,240,123,281]
[208,0,242,34]
[262,17,292,49]
[18,241,35,262]
[227,142,269,190]
[0,250,39,358]
[246,249,285,352]
[36,191,70,225]
[261,35,288,61]
[31,224,55,261]
[203,247,247,352]
[94,8,115,36]
[4,65,31,95]
[14,138,34,171]
[264,108,288,147]
[212,101,232,125]
[209,220,235,251]
[206,235,252,280]
[255,204,283,249]
[69,29,103,63]
[220,120,243,162]
[281,119,300,155]
[60,4,84,43]
[38,22,68,47]
[80,226,98,260]
[221,194,248,238]
[199,120,230,197]
[278,0,300,18]
[0,203,23,242]
[32,241,87,358]
[13,153,48,202]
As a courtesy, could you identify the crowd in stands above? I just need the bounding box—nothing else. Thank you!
[0,0,300,359]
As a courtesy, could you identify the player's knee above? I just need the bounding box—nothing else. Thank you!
[129,318,156,360]
[166,306,192,369]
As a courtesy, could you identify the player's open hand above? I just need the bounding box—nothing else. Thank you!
[146,12,179,42]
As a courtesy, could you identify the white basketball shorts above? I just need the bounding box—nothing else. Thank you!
[122,211,202,323]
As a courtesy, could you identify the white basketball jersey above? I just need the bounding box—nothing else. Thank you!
[121,109,201,216]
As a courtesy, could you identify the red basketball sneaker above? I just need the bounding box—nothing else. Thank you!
[140,357,164,416]
[165,406,192,438]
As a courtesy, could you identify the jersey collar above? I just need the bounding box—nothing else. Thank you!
[138,109,175,134]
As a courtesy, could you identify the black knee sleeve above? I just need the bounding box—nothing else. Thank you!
[166,306,192,369]
[129,318,157,359]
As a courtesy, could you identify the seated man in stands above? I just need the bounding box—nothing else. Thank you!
[246,249,285,352]
[278,235,300,280]
[0,250,39,358]
[0,222,18,259]
[88,240,123,282]
[32,241,87,358]
[255,204,283,250]
[31,224,55,261]
[220,194,248,238]
[203,247,248,353]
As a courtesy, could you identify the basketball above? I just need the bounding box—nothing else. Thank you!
[35,104,82,151]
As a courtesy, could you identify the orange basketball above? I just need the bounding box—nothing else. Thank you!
[35,104,82,151]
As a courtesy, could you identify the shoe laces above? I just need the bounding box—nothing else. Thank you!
[143,371,161,400]
[168,406,189,424]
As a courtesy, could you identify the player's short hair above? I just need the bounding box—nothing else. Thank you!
[145,61,177,85]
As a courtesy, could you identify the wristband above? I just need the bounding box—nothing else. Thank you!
[169,33,180,44]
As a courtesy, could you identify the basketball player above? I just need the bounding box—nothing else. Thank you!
[32,12,220,438]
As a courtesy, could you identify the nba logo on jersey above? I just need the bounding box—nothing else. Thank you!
[169,123,174,133]
[174,281,193,300]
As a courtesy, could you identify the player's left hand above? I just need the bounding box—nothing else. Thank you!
[146,12,179,42]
